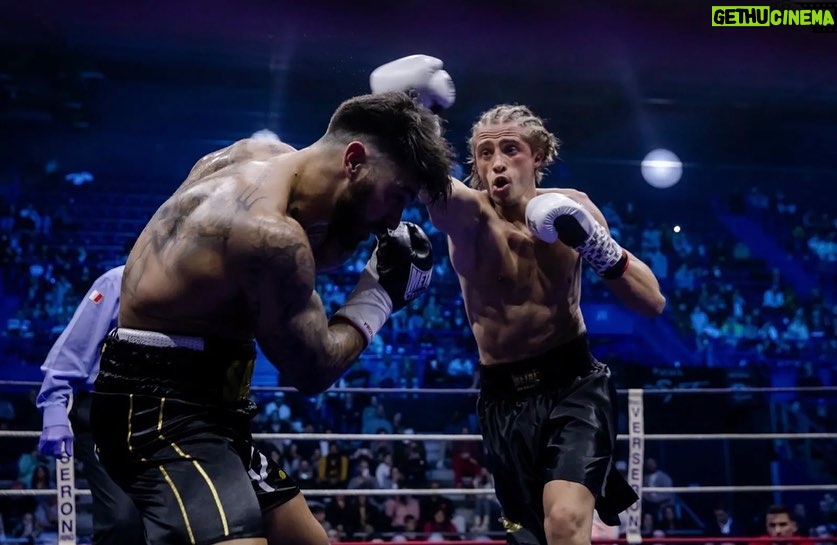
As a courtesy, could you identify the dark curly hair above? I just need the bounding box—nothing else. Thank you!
[325,92,454,204]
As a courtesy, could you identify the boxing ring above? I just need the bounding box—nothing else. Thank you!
[0,382,835,545]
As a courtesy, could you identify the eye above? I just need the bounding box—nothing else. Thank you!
[479,148,492,158]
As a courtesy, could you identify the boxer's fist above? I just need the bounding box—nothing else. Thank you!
[334,222,433,344]
[525,193,595,246]
[526,193,628,278]
[373,222,433,311]
[370,55,456,111]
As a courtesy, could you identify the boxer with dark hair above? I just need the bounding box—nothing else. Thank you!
[90,92,454,545]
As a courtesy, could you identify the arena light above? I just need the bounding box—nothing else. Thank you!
[641,149,682,189]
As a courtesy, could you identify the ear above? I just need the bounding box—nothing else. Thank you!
[532,149,544,170]
[344,141,368,181]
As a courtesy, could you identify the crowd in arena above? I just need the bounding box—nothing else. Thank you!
[0,176,834,543]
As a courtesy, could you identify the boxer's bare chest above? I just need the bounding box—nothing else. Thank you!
[448,208,585,363]
[453,209,578,307]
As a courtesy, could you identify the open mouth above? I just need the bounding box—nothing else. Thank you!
[493,176,510,190]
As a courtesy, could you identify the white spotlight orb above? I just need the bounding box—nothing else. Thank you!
[673,225,681,233]
[641,149,682,189]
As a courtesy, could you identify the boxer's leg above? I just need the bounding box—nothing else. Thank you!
[263,494,328,545]
[242,441,326,545]
[542,362,632,545]
[71,392,145,545]
[93,393,268,545]
[542,481,595,545]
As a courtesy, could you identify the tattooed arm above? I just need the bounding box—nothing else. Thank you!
[238,215,365,394]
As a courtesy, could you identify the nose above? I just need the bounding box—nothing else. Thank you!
[492,156,506,173]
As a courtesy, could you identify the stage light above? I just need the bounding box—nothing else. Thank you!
[641,149,682,188]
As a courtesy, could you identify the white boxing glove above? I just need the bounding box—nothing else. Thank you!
[526,193,629,279]
[370,55,456,111]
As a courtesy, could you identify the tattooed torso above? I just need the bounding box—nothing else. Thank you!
[120,138,298,339]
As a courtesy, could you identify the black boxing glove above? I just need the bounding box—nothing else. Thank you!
[334,222,433,344]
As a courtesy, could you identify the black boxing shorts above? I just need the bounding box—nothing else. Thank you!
[477,334,637,545]
[91,328,299,545]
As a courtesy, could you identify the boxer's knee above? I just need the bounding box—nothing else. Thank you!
[543,481,594,545]
[544,504,590,545]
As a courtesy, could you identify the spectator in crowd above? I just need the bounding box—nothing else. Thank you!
[420,482,454,529]
[643,458,674,516]
[325,495,352,539]
[319,443,349,487]
[375,453,394,489]
[385,494,421,531]
[707,504,743,538]
[471,467,499,532]
[658,503,683,533]
[310,503,332,535]
[422,504,457,538]
[761,504,808,544]
[345,495,382,538]
[294,459,317,489]
[450,426,482,487]
[391,514,421,541]
[792,503,812,537]
[347,460,379,490]
[641,513,656,537]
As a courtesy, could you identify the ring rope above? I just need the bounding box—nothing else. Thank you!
[340,532,837,545]
[256,432,837,441]
[1,383,834,544]
[2,430,835,441]
[3,483,836,497]
[1,380,835,396]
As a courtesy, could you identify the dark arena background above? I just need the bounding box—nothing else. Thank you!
[0,1,834,544]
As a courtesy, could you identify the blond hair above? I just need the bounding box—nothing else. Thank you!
[466,104,560,190]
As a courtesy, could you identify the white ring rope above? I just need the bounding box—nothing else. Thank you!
[1,430,836,441]
[1,382,833,544]
[3,484,836,498]
[0,380,835,396]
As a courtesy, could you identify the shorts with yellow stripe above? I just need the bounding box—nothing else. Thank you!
[91,329,299,545]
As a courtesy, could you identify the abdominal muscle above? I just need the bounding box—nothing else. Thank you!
[462,279,586,365]
[449,211,587,366]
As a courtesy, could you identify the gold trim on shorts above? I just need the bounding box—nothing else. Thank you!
[159,465,196,545]
[157,398,230,537]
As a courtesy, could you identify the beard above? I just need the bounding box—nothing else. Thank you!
[331,180,378,250]
[312,181,376,271]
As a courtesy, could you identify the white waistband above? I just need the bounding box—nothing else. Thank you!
[113,328,205,351]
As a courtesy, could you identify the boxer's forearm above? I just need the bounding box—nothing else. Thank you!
[264,295,365,396]
[305,322,366,392]
[603,250,666,317]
